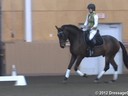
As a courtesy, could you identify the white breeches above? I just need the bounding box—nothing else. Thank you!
[89,30,97,40]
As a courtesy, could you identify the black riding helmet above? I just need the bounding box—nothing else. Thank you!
[87,3,96,11]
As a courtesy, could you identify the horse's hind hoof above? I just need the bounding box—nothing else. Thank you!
[109,80,116,83]
[62,80,67,84]
[62,77,68,84]
[94,78,99,83]
[83,74,88,78]
[104,80,116,84]
[111,80,116,82]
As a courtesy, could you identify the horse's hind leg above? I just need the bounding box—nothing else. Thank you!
[110,58,118,81]
[94,57,110,82]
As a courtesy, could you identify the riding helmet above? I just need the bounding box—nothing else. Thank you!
[87,3,96,11]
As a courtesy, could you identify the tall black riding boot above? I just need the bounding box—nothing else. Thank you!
[89,47,93,56]
[89,39,96,56]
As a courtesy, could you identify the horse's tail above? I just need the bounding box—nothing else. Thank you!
[119,41,128,69]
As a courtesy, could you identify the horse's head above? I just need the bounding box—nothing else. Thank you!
[55,26,68,48]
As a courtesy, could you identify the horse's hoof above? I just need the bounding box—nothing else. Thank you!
[109,80,116,83]
[94,78,99,83]
[111,80,116,82]
[83,74,88,78]
[62,77,68,84]
[62,80,67,84]
[104,80,116,84]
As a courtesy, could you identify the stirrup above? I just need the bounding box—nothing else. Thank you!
[89,49,93,56]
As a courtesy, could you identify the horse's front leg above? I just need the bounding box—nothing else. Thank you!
[64,55,77,81]
[74,56,87,77]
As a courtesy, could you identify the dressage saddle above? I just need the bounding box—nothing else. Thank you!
[83,29,103,47]
[83,29,103,56]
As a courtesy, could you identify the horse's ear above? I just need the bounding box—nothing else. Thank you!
[55,26,59,31]
[55,26,62,33]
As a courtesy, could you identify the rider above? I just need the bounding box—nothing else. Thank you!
[82,3,99,56]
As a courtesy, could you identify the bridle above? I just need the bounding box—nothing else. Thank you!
[57,31,68,48]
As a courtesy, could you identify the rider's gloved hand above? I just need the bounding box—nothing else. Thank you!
[81,26,87,31]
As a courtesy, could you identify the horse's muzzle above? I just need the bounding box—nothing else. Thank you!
[60,44,66,48]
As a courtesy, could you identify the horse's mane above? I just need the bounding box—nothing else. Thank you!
[61,24,83,32]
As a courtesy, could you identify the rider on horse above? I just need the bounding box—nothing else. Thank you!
[82,3,99,56]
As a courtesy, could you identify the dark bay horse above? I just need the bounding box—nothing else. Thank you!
[56,24,128,82]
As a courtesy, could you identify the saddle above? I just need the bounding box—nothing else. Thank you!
[83,29,103,47]
[83,29,103,56]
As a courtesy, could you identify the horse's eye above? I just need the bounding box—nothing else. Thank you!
[58,32,65,39]
[58,33,62,38]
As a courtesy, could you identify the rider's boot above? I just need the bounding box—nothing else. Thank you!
[89,48,93,56]
[89,39,96,56]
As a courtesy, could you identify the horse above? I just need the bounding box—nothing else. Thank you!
[55,24,128,83]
